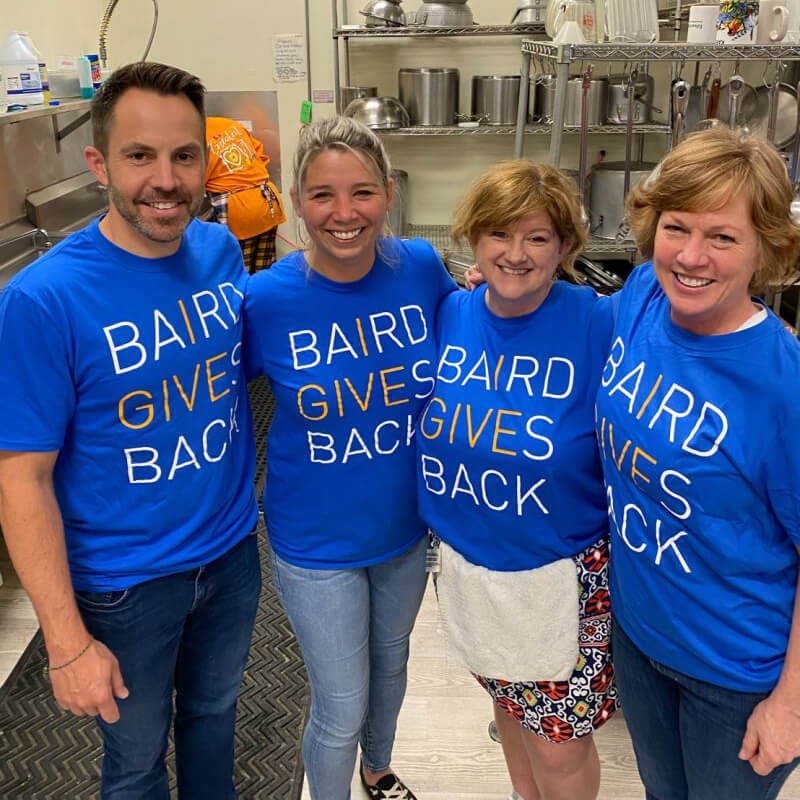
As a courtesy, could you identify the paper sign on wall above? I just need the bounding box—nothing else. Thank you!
[272,34,307,83]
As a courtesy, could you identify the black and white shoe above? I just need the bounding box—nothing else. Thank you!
[359,762,418,800]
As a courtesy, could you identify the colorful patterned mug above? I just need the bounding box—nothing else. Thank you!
[716,1,760,43]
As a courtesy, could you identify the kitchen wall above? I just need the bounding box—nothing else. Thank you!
[2,0,102,61]
[4,0,675,247]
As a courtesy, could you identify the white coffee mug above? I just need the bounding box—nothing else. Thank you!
[687,3,720,42]
[784,0,800,40]
[756,0,790,40]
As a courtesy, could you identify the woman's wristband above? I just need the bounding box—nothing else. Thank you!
[48,637,94,672]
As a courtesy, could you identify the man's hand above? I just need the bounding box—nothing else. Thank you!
[50,639,129,723]
[739,690,800,775]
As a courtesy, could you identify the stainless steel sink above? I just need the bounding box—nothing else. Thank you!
[0,222,94,290]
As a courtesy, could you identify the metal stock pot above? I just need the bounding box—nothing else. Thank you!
[588,161,655,239]
[471,75,521,125]
[532,74,608,125]
[399,67,460,126]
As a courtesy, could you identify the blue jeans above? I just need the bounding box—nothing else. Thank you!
[270,536,428,800]
[75,532,261,800]
[613,620,800,800]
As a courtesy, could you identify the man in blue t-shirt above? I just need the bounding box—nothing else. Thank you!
[0,63,259,799]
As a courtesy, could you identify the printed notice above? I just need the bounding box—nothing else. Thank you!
[272,34,307,83]
[312,89,335,104]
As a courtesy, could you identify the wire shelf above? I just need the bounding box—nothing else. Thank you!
[521,40,800,62]
[406,224,453,251]
[378,123,669,135]
[336,24,546,38]
[406,224,638,258]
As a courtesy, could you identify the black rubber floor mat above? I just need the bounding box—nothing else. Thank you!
[0,378,308,799]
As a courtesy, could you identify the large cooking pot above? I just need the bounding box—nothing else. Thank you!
[564,76,608,125]
[532,75,607,125]
[605,72,655,124]
[398,67,459,126]
[531,74,555,122]
[388,169,408,236]
[471,75,521,125]
[589,161,656,239]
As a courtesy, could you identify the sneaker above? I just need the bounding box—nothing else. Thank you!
[359,762,418,800]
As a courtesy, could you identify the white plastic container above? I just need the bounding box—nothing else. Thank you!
[20,33,51,102]
[0,31,44,107]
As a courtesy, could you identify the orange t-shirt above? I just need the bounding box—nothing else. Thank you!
[205,116,287,241]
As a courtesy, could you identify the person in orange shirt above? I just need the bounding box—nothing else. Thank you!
[205,116,287,273]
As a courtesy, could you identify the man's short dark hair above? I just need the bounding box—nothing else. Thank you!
[91,62,206,155]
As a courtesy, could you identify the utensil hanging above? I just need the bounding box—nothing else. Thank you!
[577,65,593,204]
[671,78,689,146]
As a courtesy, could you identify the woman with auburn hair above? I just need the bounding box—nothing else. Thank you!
[598,125,800,799]
[418,159,618,800]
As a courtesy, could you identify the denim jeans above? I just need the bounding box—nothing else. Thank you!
[270,536,428,800]
[75,532,261,800]
[613,620,800,800]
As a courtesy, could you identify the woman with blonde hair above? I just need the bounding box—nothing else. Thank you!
[244,116,456,800]
[598,125,800,799]
[418,159,618,800]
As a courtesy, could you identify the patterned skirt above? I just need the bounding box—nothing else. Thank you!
[476,537,618,742]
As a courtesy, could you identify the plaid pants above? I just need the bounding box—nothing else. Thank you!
[240,228,277,274]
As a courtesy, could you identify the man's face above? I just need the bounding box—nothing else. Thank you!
[86,88,206,258]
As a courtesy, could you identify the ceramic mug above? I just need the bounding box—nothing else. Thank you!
[716,0,759,43]
[785,0,800,41]
[755,0,790,40]
[687,3,720,42]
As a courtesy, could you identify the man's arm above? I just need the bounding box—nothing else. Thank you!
[0,450,128,722]
[740,557,800,775]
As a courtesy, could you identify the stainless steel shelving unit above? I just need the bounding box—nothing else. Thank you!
[514,41,800,163]
[378,122,669,135]
[0,98,92,154]
[0,97,90,127]
[331,0,546,112]
[334,24,546,38]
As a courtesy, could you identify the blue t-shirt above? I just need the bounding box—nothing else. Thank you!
[244,238,457,568]
[418,281,613,570]
[0,218,258,591]
[596,262,800,691]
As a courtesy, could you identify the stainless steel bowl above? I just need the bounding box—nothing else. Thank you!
[343,96,411,129]
[361,0,406,26]
[340,85,378,110]
[511,4,547,24]
[412,1,474,26]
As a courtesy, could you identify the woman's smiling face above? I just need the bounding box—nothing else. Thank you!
[652,193,761,335]
[292,148,392,282]
[475,210,567,318]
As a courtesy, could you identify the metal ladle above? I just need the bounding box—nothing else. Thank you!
[728,73,746,128]
[671,79,689,147]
